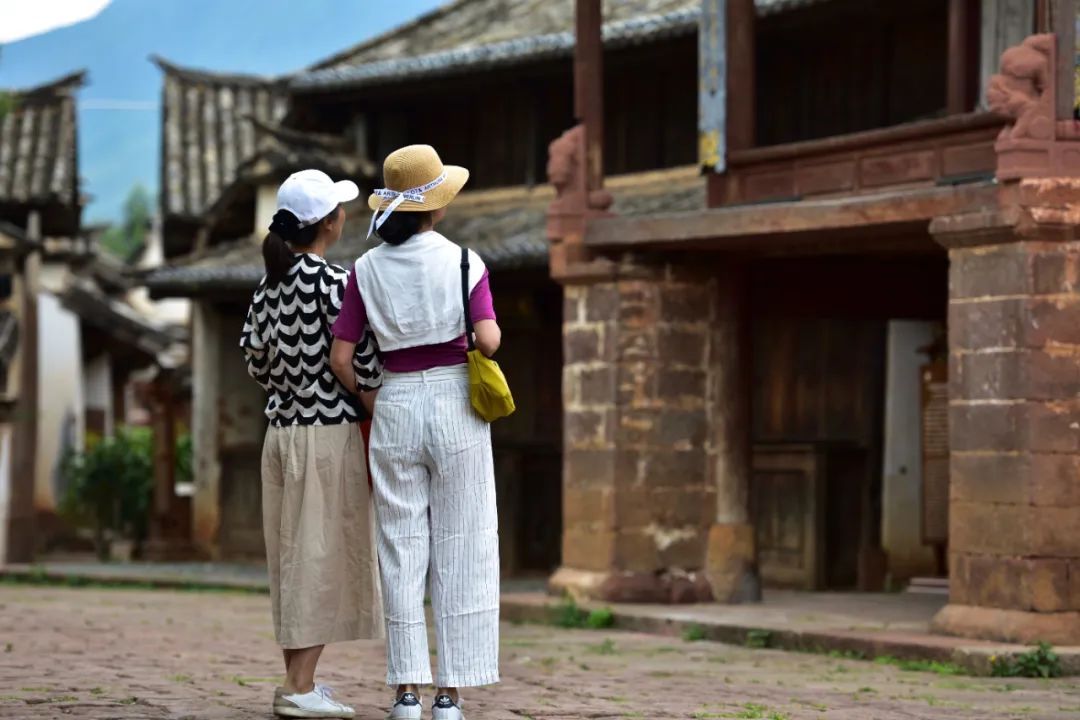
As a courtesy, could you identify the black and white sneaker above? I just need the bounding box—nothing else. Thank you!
[432,694,464,720]
[387,692,422,720]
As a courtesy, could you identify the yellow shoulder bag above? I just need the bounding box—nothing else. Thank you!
[461,247,515,422]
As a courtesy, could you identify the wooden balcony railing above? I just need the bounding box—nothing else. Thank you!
[710,113,1004,207]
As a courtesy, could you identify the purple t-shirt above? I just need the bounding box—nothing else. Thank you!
[332,269,496,373]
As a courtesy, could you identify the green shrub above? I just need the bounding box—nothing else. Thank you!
[990,642,1062,678]
[551,596,587,629]
[585,607,615,629]
[745,629,772,649]
[60,427,153,559]
[175,432,193,484]
[682,624,708,642]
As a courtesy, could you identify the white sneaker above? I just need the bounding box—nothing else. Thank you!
[275,688,355,718]
[387,691,422,720]
[432,694,465,720]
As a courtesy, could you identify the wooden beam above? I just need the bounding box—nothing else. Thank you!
[585,182,997,253]
[948,0,972,114]
[575,0,604,192]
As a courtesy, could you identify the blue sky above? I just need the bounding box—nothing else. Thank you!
[0,0,444,224]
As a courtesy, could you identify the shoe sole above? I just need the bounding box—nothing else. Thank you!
[275,707,355,719]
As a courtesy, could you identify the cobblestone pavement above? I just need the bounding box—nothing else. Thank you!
[0,586,1077,719]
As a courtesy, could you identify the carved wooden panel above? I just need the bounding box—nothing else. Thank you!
[752,444,825,590]
[921,360,950,546]
[859,150,936,187]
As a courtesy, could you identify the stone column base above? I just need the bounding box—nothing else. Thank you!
[549,566,713,604]
[704,523,761,603]
[932,604,1080,645]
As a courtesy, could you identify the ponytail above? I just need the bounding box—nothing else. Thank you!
[262,231,294,286]
[262,208,334,285]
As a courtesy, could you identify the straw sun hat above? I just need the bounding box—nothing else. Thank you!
[368,144,469,213]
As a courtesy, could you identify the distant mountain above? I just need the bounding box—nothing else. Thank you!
[0,0,444,224]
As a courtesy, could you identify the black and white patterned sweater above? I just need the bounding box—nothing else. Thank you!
[241,253,381,426]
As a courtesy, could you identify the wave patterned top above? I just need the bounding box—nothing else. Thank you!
[241,253,381,426]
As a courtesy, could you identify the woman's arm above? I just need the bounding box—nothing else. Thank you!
[330,337,358,396]
[473,319,501,357]
[240,289,272,390]
[331,337,378,415]
[469,267,500,357]
[329,268,382,408]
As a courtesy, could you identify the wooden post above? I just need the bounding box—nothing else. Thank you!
[1053,0,1076,120]
[947,0,971,114]
[143,371,197,560]
[727,0,755,152]
[5,213,40,563]
[151,378,176,518]
[1037,0,1052,32]
[575,0,604,194]
[706,0,755,206]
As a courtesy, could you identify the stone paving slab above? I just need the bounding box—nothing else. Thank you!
[4,562,1078,676]
[2,586,1080,719]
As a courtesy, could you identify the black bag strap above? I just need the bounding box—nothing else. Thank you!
[460,246,476,351]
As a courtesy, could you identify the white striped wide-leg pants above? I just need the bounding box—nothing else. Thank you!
[370,365,500,688]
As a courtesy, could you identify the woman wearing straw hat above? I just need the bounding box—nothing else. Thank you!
[330,145,501,720]
[242,169,383,719]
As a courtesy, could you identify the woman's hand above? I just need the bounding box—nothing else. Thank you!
[358,388,379,416]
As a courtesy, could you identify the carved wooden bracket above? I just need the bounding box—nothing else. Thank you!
[545,124,613,281]
[989,33,1080,180]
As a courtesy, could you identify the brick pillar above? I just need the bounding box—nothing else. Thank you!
[931,179,1080,645]
[551,261,750,603]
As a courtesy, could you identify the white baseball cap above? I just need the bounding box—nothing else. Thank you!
[276,169,360,228]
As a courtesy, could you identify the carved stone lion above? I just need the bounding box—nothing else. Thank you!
[546,124,613,242]
[987,33,1055,142]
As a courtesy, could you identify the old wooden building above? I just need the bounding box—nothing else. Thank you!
[0,72,87,562]
[145,1,713,571]
[0,71,188,562]
[551,0,1078,644]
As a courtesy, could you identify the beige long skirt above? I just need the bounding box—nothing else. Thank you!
[261,423,383,649]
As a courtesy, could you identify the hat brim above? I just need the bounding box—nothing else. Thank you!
[334,179,360,205]
[367,165,470,212]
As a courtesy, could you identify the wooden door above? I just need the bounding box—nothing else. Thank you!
[752,444,826,590]
[218,443,265,559]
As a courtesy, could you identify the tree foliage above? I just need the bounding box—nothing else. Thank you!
[99,185,152,261]
[60,427,154,560]
[0,46,11,121]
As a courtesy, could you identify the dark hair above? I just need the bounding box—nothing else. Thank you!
[375,211,432,246]
[262,206,339,285]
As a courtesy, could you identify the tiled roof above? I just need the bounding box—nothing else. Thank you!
[295,0,833,91]
[144,166,705,297]
[59,277,179,361]
[154,57,289,221]
[237,117,374,182]
[0,71,83,215]
[0,220,41,255]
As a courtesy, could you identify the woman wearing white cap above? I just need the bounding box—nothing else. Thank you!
[330,145,501,720]
[241,169,383,719]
